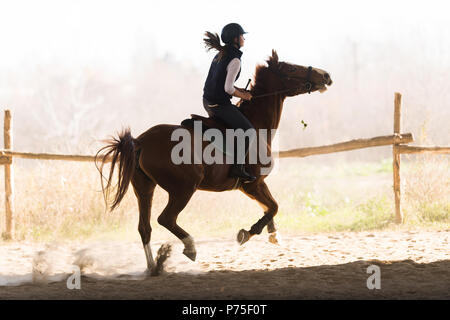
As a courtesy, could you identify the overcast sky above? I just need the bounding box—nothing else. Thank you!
[1,0,448,75]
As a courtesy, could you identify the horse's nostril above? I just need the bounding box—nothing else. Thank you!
[324,73,329,80]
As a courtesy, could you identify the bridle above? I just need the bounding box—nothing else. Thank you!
[250,66,314,99]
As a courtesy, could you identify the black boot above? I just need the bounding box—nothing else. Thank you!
[230,163,256,183]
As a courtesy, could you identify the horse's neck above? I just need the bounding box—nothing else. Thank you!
[241,94,285,136]
[240,67,286,137]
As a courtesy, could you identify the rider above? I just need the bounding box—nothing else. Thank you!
[203,23,256,183]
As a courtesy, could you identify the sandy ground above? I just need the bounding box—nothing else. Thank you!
[0,230,449,299]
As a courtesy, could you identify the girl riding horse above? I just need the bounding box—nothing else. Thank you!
[96,33,333,273]
[203,23,256,183]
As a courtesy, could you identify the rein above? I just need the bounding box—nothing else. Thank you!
[250,66,313,99]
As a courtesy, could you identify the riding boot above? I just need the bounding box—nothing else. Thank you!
[230,163,256,183]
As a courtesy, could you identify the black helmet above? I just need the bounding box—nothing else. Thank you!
[221,23,247,44]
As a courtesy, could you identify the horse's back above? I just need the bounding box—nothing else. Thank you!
[133,123,240,192]
[135,124,184,145]
[135,123,194,171]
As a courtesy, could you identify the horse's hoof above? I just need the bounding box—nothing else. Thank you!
[145,267,157,277]
[237,229,250,245]
[183,248,197,261]
[268,232,280,245]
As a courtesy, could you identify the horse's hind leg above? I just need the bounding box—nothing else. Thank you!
[131,168,157,273]
[157,187,197,261]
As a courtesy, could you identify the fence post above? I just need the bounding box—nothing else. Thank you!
[393,93,403,224]
[3,110,14,239]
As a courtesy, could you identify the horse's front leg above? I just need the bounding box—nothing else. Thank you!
[238,181,279,245]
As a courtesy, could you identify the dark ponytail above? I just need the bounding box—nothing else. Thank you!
[203,31,226,61]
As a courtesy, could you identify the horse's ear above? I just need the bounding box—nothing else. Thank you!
[267,49,279,68]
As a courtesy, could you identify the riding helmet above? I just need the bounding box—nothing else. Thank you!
[221,23,247,44]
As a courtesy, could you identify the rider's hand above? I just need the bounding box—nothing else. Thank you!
[242,90,252,101]
[232,87,252,101]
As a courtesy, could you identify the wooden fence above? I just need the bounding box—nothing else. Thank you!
[1,92,449,239]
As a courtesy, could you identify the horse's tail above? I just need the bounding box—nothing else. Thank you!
[95,127,135,211]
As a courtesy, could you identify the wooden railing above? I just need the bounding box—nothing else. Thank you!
[1,92,449,239]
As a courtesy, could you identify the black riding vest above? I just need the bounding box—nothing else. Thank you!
[203,45,242,105]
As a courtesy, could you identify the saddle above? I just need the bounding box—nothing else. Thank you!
[180,114,257,188]
[180,114,236,158]
[180,114,228,134]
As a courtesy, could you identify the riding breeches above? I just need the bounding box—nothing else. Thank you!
[202,98,256,164]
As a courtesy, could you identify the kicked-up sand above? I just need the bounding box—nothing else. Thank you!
[0,230,449,299]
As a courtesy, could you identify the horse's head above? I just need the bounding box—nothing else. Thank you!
[266,50,333,96]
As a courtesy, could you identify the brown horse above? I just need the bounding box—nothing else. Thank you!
[96,50,332,273]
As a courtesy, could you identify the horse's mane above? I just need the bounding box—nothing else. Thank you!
[250,51,280,93]
[237,65,270,111]
[239,53,282,114]
[251,65,270,92]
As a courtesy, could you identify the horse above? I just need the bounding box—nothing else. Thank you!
[96,50,332,274]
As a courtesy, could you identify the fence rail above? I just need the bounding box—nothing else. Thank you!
[275,133,414,158]
[0,150,101,162]
[1,92,449,239]
[397,145,450,154]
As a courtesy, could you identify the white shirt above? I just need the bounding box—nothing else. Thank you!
[224,58,241,95]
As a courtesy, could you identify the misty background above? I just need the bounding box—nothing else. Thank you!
[0,0,448,160]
